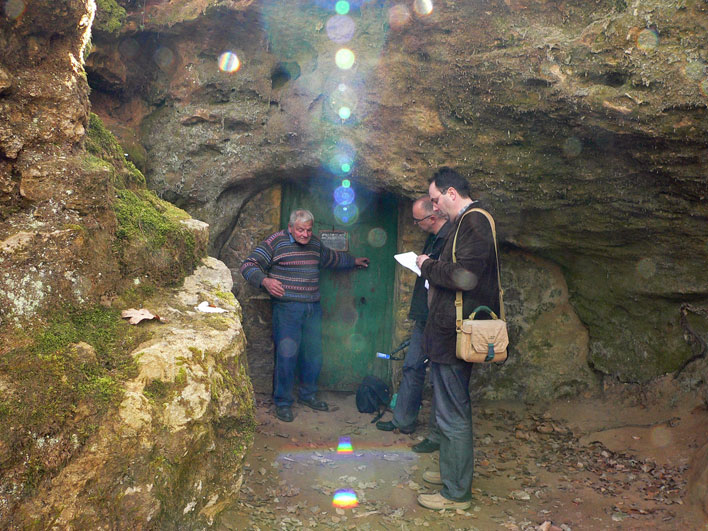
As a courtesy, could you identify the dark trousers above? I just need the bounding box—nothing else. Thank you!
[431,360,474,502]
[272,301,322,407]
[392,321,440,442]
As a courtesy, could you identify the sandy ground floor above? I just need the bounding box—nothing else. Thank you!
[216,387,708,530]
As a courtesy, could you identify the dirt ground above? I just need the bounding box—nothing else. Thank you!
[217,385,708,530]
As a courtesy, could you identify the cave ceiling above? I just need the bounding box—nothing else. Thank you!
[84,0,708,382]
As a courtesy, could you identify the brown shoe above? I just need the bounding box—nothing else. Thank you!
[422,470,442,485]
[417,492,471,511]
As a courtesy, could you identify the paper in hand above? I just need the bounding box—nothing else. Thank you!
[394,252,421,276]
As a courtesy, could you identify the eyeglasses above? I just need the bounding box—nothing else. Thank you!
[430,187,449,205]
[413,214,433,225]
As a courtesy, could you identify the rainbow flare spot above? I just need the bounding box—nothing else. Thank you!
[218,51,241,73]
[332,488,358,508]
[337,436,353,453]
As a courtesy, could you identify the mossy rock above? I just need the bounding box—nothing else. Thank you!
[114,188,200,285]
[0,305,146,499]
[86,113,145,189]
[93,0,127,35]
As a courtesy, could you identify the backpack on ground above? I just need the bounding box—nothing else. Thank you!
[355,375,390,421]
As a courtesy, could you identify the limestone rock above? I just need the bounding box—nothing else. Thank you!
[11,257,254,528]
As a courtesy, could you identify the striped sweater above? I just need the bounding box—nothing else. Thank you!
[240,229,356,302]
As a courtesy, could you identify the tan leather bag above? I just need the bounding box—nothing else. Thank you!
[456,305,508,363]
[453,208,508,363]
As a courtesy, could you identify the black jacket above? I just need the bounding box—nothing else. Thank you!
[408,222,452,322]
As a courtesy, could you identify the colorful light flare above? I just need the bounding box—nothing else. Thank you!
[337,436,353,454]
[218,51,241,73]
[326,15,356,44]
[335,0,350,15]
[332,489,358,509]
[335,48,355,70]
[342,179,351,188]
[338,106,352,120]
[413,0,434,16]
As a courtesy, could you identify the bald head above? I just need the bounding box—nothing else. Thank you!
[412,196,446,235]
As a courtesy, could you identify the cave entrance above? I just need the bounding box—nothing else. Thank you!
[281,178,397,390]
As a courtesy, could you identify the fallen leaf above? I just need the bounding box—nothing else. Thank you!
[121,308,161,324]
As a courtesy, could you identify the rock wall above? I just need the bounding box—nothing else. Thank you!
[85,1,708,388]
[8,258,254,529]
[1,1,254,527]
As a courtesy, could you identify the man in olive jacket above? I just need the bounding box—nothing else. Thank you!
[414,167,501,511]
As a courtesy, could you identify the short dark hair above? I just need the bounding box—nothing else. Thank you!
[429,167,470,198]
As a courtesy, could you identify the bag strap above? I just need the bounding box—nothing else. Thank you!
[452,207,505,333]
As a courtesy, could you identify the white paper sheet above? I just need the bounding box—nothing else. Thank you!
[394,251,421,276]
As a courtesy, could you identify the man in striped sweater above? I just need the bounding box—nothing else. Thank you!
[240,209,369,423]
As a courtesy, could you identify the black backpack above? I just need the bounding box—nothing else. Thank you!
[356,375,390,418]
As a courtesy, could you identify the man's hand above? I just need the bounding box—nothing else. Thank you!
[355,257,370,269]
[416,254,430,269]
[261,277,285,297]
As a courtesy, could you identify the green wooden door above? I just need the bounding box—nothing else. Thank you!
[281,178,397,390]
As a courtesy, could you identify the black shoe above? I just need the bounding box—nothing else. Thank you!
[376,420,416,434]
[275,406,293,422]
[412,438,440,453]
[297,396,329,411]
[376,420,395,431]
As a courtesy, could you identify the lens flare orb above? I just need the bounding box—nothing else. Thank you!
[335,0,350,15]
[367,228,388,248]
[636,28,659,51]
[389,4,411,30]
[338,106,352,120]
[636,257,656,279]
[154,47,175,71]
[684,61,705,81]
[334,185,356,205]
[4,0,25,19]
[326,15,356,43]
[335,48,356,70]
[562,136,582,157]
[334,204,359,225]
[700,78,708,98]
[332,489,358,509]
[330,83,358,122]
[413,0,433,16]
[218,51,241,73]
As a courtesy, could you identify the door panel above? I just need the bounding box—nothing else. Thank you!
[281,178,397,390]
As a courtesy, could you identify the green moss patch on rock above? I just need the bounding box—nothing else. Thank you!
[86,112,145,189]
[114,188,200,284]
[93,0,127,35]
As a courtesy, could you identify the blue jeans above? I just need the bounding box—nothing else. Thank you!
[272,301,323,407]
[431,361,474,502]
[393,320,439,439]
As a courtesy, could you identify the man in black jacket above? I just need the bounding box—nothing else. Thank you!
[414,167,500,511]
[375,197,450,450]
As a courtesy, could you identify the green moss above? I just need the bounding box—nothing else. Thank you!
[0,306,146,493]
[215,291,236,304]
[94,0,127,34]
[143,379,174,402]
[86,113,146,188]
[114,188,195,255]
